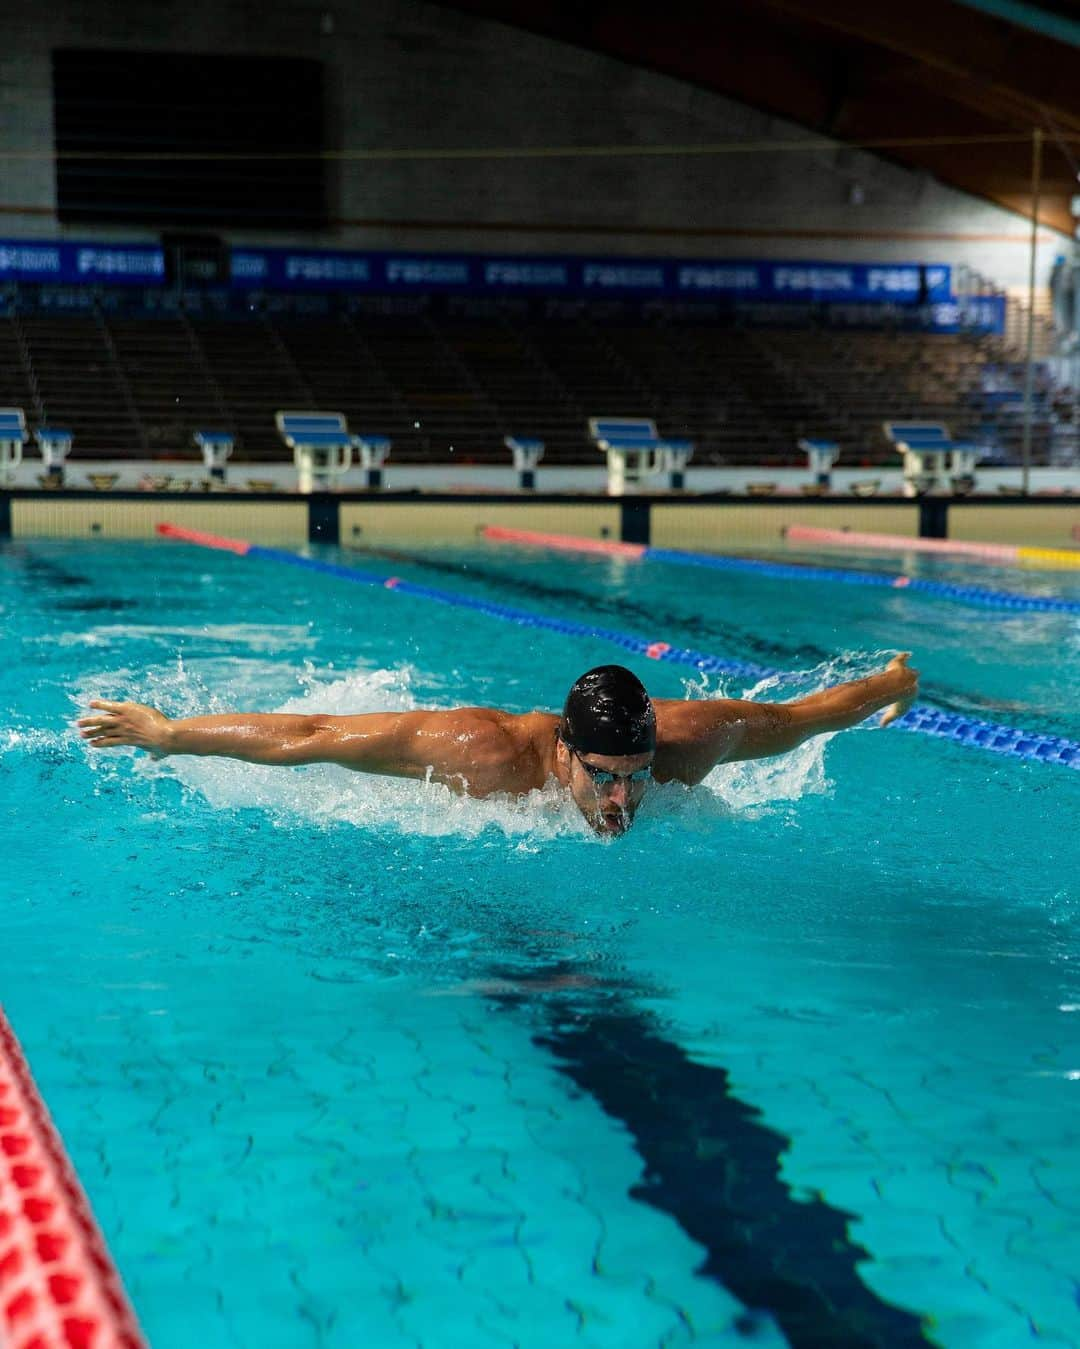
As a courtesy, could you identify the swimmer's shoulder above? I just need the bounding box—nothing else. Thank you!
[508,711,560,787]
[451,707,556,766]
[652,698,745,784]
[436,708,555,795]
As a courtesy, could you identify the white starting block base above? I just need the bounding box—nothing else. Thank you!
[504,436,544,490]
[798,438,839,489]
[0,439,23,485]
[294,443,353,494]
[588,419,695,496]
[194,431,234,486]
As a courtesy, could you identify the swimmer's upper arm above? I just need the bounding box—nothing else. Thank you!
[300,708,519,790]
[652,697,798,781]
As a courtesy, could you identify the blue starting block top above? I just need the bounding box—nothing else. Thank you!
[354,435,392,452]
[275,411,353,450]
[193,430,234,448]
[589,417,659,443]
[588,417,694,458]
[883,421,977,457]
[287,429,354,449]
[0,408,28,442]
[504,436,545,454]
[798,438,839,452]
[884,421,949,443]
[35,427,73,444]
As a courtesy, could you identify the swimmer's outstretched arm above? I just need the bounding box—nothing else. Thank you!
[653,654,919,783]
[77,701,524,795]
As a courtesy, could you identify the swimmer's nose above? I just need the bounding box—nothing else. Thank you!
[606,779,630,807]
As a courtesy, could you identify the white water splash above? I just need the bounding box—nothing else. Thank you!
[0,727,70,757]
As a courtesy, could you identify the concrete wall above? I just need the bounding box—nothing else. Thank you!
[0,0,1068,289]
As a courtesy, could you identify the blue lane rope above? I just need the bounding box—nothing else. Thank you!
[235,543,1079,771]
[643,547,1080,615]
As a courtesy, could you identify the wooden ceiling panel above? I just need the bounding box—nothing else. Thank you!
[433,0,1079,232]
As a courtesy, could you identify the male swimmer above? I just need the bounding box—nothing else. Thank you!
[78,655,918,837]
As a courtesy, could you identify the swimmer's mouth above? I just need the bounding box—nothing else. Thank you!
[598,810,631,836]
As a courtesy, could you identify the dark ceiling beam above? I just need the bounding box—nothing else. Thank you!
[431,0,1076,230]
[759,0,1080,128]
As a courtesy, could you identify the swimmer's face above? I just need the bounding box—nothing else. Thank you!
[560,742,653,836]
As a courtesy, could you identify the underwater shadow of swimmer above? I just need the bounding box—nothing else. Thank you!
[477,960,931,1348]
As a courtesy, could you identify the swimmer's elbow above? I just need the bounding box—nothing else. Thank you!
[722,705,804,762]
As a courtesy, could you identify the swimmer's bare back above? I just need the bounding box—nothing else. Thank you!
[77,655,918,796]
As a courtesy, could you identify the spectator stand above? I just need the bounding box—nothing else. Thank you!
[0,408,26,486]
[194,430,234,489]
[503,436,544,490]
[588,417,694,496]
[883,421,978,497]
[275,411,355,494]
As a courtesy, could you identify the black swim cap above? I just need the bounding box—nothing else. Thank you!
[560,665,656,757]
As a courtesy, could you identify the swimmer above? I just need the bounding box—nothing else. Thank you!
[77,654,918,837]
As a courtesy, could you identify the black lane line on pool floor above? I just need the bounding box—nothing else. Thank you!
[488,969,930,1348]
[352,545,1074,736]
[5,547,137,613]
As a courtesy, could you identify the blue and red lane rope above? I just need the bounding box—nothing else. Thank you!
[155,524,1080,770]
[481,526,1080,616]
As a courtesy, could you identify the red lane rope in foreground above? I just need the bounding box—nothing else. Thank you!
[0,1008,145,1349]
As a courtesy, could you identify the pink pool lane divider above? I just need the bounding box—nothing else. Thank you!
[0,1009,146,1349]
[784,524,1027,563]
[480,524,1080,614]
[786,525,1080,571]
[481,525,646,558]
[155,521,251,555]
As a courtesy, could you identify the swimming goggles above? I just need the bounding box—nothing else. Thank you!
[568,744,653,787]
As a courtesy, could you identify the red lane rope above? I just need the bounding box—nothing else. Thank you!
[480,525,646,558]
[0,1008,146,1349]
[154,522,250,555]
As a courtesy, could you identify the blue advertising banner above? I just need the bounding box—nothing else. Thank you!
[0,237,978,319]
[0,240,165,285]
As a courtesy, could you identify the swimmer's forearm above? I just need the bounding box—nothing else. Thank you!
[681,660,918,766]
[786,672,901,737]
[161,714,325,764]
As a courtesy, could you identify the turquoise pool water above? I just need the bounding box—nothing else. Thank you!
[2,535,1079,1348]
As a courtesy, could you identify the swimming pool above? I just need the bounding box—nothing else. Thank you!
[2,533,1078,1347]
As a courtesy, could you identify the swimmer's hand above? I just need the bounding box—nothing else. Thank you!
[77,700,173,755]
[879,652,919,727]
